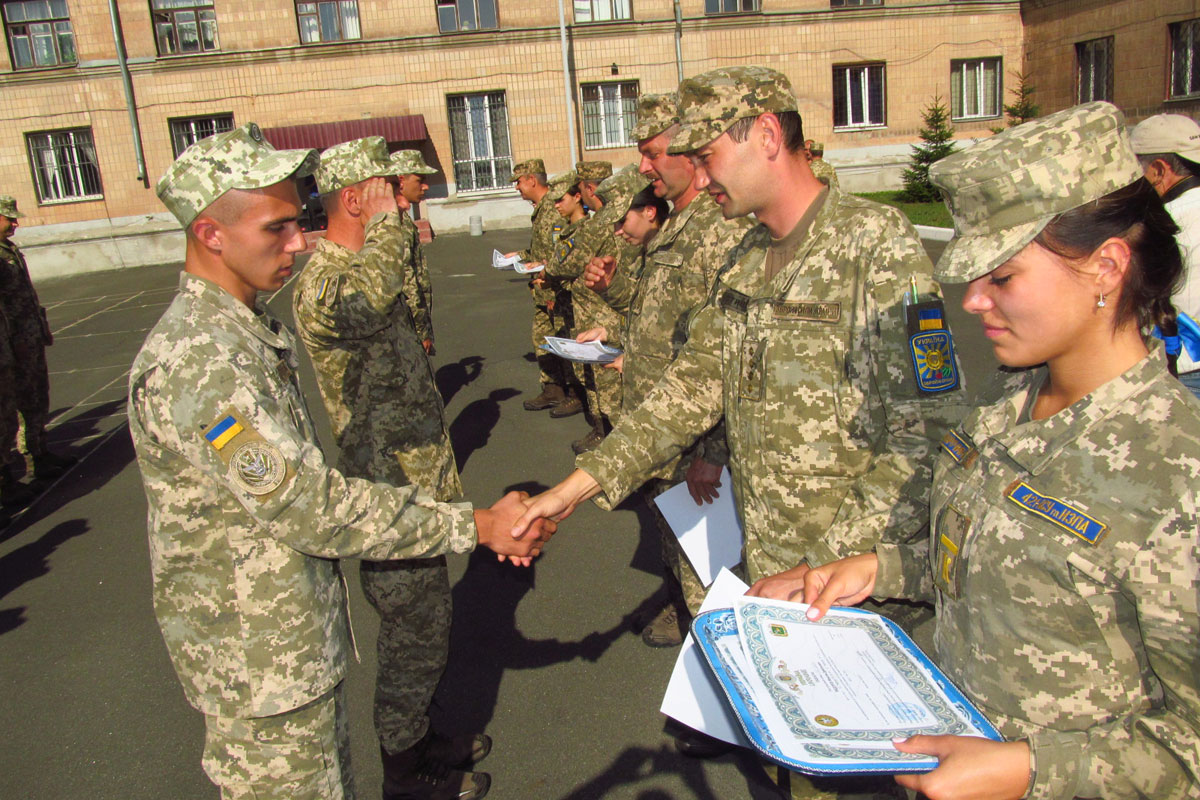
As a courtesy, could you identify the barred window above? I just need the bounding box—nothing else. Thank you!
[574,0,630,22]
[151,0,219,56]
[833,63,886,129]
[3,0,76,69]
[831,0,882,7]
[26,128,102,203]
[704,0,758,13]
[1076,37,1113,103]
[296,0,360,43]
[1171,20,1200,99]
[581,82,638,149]
[169,114,234,157]
[447,92,512,192]
[437,0,497,32]
[951,58,1000,120]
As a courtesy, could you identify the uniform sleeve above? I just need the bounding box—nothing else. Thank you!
[301,212,411,342]
[403,222,433,342]
[872,540,934,602]
[804,211,968,568]
[547,217,605,281]
[694,418,729,468]
[596,240,639,314]
[1024,506,1200,800]
[577,297,725,508]
[145,342,476,562]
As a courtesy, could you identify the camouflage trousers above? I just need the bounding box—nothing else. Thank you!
[359,555,452,755]
[202,683,355,800]
[567,281,623,421]
[0,338,17,478]
[642,480,707,615]
[4,329,50,457]
[530,284,569,389]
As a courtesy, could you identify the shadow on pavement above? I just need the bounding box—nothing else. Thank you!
[0,518,89,636]
[436,355,484,406]
[448,387,521,471]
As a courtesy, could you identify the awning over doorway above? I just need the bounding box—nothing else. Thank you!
[262,115,427,150]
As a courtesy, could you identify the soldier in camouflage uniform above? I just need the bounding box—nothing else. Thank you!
[390,149,437,355]
[794,102,1200,800]
[805,141,839,189]
[509,159,575,415]
[516,67,966,791]
[0,303,34,508]
[292,138,490,799]
[129,123,552,800]
[0,195,75,485]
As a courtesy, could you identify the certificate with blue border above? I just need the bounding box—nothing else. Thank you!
[692,599,1001,774]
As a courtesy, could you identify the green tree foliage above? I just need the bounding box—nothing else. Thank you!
[992,71,1040,133]
[900,95,956,203]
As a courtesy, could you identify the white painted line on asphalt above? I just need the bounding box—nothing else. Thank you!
[47,369,131,427]
[53,291,147,337]
[55,327,153,341]
[50,363,132,376]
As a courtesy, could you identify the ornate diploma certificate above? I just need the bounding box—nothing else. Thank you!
[692,597,1001,774]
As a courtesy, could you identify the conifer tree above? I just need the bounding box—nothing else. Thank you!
[992,71,1040,133]
[900,95,956,203]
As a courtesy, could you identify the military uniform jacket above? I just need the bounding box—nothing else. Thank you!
[0,239,49,345]
[547,211,613,284]
[293,212,460,500]
[398,211,434,343]
[545,215,587,291]
[578,188,966,580]
[128,273,475,719]
[875,347,1200,800]
[520,193,559,306]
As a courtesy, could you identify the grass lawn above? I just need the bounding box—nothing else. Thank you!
[856,190,953,229]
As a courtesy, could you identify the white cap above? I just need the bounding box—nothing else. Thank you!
[1130,114,1200,161]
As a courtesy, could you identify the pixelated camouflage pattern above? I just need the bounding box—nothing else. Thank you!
[809,158,839,189]
[621,192,750,479]
[568,224,629,420]
[509,158,547,181]
[575,160,613,182]
[389,149,437,176]
[522,192,571,387]
[202,684,354,799]
[0,195,23,218]
[0,306,16,478]
[0,239,50,455]
[314,136,403,195]
[578,187,968,582]
[930,102,1143,284]
[397,211,434,343]
[633,92,679,143]
[128,272,476,719]
[876,345,1200,800]
[593,164,652,230]
[668,66,798,155]
[546,171,579,202]
[157,122,319,226]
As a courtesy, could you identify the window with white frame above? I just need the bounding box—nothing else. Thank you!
[1076,37,1113,103]
[574,0,630,22]
[833,63,885,129]
[1171,19,1200,99]
[705,0,757,14]
[26,128,102,203]
[3,0,76,69]
[831,0,882,7]
[581,81,638,149]
[447,92,512,192]
[296,0,360,43]
[951,58,1000,120]
[169,114,234,157]
[151,0,219,56]
[437,0,497,32]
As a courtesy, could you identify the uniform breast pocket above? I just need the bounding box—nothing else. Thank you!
[932,503,971,599]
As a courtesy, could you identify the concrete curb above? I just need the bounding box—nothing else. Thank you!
[915,224,955,242]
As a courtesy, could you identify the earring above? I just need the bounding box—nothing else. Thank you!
[1097,291,1106,308]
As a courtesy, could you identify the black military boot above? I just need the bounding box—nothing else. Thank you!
[32,449,77,481]
[381,729,491,800]
[0,475,35,509]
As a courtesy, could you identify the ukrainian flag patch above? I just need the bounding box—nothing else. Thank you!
[204,415,244,451]
[1006,481,1107,544]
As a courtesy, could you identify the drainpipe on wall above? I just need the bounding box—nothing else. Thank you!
[674,0,684,84]
[556,0,579,166]
[107,0,148,186]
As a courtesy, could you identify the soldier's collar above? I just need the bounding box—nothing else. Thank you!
[179,271,290,350]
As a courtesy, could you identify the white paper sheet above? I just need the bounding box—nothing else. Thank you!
[660,569,753,746]
[540,336,622,363]
[513,260,544,274]
[491,248,522,269]
[652,468,742,586]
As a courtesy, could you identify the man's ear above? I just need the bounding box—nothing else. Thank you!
[758,113,784,158]
[340,185,361,216]
[190,215,224,252]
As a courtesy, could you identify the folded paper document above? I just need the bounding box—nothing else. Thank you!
[540,337,621,364]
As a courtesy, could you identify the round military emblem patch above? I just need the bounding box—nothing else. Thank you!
[228,440,286,495]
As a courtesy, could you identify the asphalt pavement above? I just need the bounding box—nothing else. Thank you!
[0,227,989,800]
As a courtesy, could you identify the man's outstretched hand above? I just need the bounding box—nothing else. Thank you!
[474,491,557,567]
[510,470,602,542]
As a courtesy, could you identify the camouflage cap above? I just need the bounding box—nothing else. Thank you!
[509,158,547,182]
[808,141,825,156]
[929,101,1144,284]
[314,136,403,195]
[668,66,798,155]
[594,164,652,228]
[157,122,319,227]
[390,149,438,176]
[545,170,579,202]
[0,195,22,219]
[633,92,680,143]
[575,160,613,182]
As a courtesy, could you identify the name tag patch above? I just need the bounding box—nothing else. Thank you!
[654,251,684,267]
[1005,481,1107,544]
[940,430,971,463]
[772,301,841,322]
[720,289,749,316]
